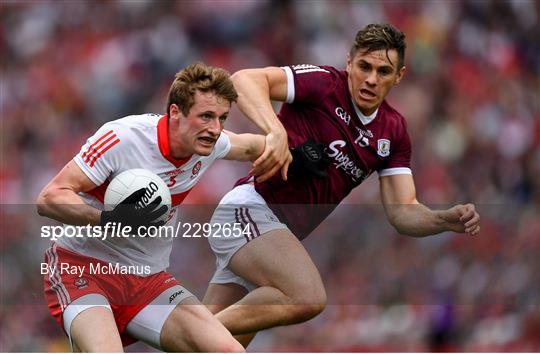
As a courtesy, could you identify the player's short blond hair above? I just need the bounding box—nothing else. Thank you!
[350,23,406,70]
[167,62,238,116]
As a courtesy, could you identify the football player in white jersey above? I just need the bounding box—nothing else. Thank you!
[37,62,265,352]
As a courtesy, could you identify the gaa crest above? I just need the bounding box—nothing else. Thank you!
[377,139,390,157]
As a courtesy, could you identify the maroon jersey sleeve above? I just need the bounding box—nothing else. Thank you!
[378,116,412,176]
[283,65,338,104]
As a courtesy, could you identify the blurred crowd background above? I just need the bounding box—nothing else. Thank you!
[1,0,539,352]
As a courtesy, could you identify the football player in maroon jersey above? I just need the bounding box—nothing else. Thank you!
[203,23,481,346]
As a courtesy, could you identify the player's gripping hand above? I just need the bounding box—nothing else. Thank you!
[288,140,330,178]
[100,188,168,234]
[251,129,292,182]
[441,203,480,236]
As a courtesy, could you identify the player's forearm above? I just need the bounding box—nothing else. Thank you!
[231,70,286,135]
[37,188,101,226]
[247,134,266,161]
[223,131,266,162]
[387,203,448,237]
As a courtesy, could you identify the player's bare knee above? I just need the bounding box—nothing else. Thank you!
[287,302,326,323]
[286,285,326,322]
[290,281,326,305]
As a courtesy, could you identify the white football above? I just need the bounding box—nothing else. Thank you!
[104,169,171,223]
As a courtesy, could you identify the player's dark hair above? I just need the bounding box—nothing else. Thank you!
[350,23,406,70]
[167,62,238,116]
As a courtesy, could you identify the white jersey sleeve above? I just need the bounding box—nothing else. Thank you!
[73,122,125,186]
[213,132,231,160]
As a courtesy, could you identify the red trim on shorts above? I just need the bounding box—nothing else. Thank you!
[43,244,180,347]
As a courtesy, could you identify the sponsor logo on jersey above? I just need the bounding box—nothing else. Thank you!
[169,289,184,303]
[326,140,369,182]
[335,107,351,125]
[165,168,185,176]
[377,139,390,157]
[74,277,88,289]
[191,161,202,178]
[354,127,373,147]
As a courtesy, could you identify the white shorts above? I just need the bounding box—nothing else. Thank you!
[63,285,193,350]
[208,183,289,291]
[124,285,194,350]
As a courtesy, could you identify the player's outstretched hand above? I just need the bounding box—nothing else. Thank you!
[441,203,480,236]
[100,188,167,234]
[251,129,292,182]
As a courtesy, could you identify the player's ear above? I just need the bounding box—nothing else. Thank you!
[395,66,406,85]
[346,52,352,74]
[169,104,183,120]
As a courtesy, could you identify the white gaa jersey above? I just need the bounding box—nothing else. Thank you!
[57,113,231,274]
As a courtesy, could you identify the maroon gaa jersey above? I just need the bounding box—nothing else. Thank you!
[241,64,412,239]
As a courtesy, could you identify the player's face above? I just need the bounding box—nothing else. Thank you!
[346,49,405,116]
[173,90,230,157]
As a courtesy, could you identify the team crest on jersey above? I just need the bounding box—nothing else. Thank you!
[191,161,202,178]
[377,139,390,157]
[74,277,88,289]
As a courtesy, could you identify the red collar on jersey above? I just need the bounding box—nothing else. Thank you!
[157,115,192,168]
